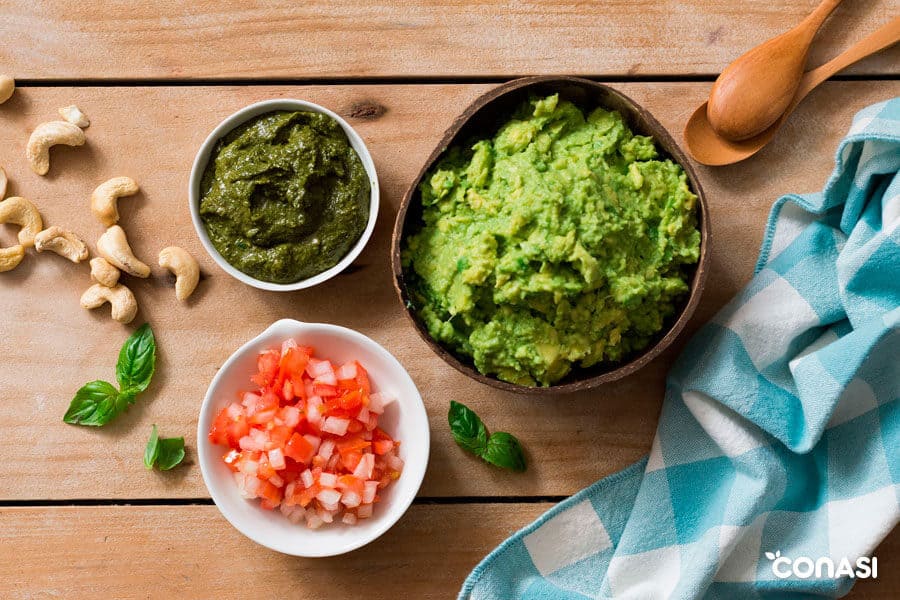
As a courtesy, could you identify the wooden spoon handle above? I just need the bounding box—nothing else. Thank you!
[792,16,900,108]
[802,0,845,34]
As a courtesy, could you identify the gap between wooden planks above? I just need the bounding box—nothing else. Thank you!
[1,0,898,80]
[0,504,895,598]
[0,81,898,501]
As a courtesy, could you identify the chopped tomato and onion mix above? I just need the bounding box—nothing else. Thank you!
[208,340,403,528]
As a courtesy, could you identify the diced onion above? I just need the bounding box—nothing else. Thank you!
[363,481,378,504]
[341,491,361,508]
[336,362,357,380]
[322,417,350,436]
[268,448,286,470]
[353,453,375,480]
[318,439,335,460]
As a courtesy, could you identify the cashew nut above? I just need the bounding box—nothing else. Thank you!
[90,257,120,287]
[91,176,139,227]
[34,226,89,263]
[0,245,25,272]
[26,121,86,175]
[0,166,7,199]
[80,283,138,324]
[0,196,43,247]
[0,76,13,104]
[97,225,150,278]
[159,246,200,301]
[58,105,90,128]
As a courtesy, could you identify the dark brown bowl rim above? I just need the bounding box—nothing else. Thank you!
[390,75,710,395]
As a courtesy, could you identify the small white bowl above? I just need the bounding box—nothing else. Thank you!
[197,319,430,556]
[188,99,380,291]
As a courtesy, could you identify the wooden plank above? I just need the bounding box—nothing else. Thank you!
[0,81,897,500]
[0,504,896,598]
[2,0,898,80]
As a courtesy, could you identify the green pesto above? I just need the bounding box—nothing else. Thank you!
[199,110,370,284]
[402,95,701,386]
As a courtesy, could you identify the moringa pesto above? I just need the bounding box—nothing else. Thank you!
[199,110,370,284]
[402,94,701,386]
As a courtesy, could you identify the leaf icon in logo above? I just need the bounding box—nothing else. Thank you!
[765,551,779,560]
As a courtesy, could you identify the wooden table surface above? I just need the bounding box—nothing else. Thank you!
[1,1,897,598]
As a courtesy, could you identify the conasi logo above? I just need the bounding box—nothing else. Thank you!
[765,550,877,579]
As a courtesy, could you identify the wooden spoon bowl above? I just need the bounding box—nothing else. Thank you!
[390,76,710,395]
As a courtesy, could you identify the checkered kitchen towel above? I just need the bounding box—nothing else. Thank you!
[460,98,900,599]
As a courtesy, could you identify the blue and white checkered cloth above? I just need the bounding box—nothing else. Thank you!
[460,98,900,600]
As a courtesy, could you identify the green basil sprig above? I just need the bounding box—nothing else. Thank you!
[143,424,185,471]
[64,324,156,426]
[448,401,526,472]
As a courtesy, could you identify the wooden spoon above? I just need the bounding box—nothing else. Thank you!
[707,0,844,141]
[684,16,900,167]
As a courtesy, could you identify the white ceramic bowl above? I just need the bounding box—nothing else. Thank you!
[197,319,429,556]
[188,99,380,291]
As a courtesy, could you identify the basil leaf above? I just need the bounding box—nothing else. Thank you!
[448,401,488,456]
[482,431,527,472]
[116,323,156,395]
[155,437,185,471]
[63,381,124,426]
[143,424,160,470]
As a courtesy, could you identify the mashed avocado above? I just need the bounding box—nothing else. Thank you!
[402,94,700,386]
[199,110,370,284]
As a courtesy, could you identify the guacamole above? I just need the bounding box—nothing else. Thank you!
[402,94,700,386]
[199,110,370,284]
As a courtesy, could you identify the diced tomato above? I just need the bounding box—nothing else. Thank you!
[268,425,293,447]
[341,450,363,473]
[251,349,281,389]
[313,384,338,398]
[373,439,394,455]
[336,436,371,456]
[337,475,366,498]
[249,408,277,425]
[338,389,363,411]
[209,340,403,529]
[284,433,316,464]
[258,479,283,509]
[208,408,232,446]
[296,483,320,508]
[348,361,371,394]
[337,378,359,392]
[225,417,250,448]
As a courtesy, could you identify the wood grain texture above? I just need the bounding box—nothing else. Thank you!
[0,504,896,598]
[0,81,897,500]
[1,0,898,80]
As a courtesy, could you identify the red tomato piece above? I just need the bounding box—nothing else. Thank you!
[251,350,281,389]
[208,408,232,446]
[284,433,316,464]
[313,384,338,398]
[353,361,371,394]
[269,425,294,447]
[336,436,371,456]
[225,416,250,448]
[373,439,394,455]
[341,450,363,473]
[339,389,363,411]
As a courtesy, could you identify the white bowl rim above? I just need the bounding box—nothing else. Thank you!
[197,318,430,556]
[188,99,380,292]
